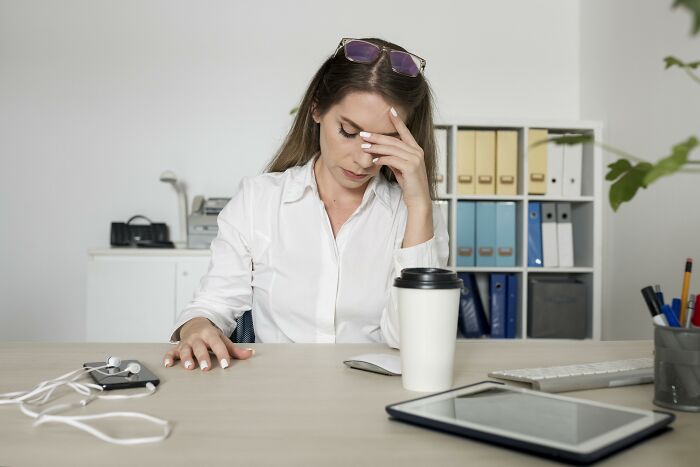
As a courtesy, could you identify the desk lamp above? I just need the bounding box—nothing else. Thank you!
[159,170,188,248]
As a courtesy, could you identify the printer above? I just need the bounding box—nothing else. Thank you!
[187,197,230,249]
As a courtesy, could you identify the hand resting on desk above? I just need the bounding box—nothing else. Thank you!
[163,317,255,371]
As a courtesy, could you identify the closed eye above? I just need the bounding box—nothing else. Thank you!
[338,126,358,138]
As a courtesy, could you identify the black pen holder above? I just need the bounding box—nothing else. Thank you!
[653,323,700,412]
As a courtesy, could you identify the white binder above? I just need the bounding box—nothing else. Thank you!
[562,136,582,197]
[546,140,564,196]
[435,128,448,198]
[541,203,559,268]
[433,200,449,231]
[556,203,574,267]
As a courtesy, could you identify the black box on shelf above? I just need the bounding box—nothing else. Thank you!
[528,277,587,339]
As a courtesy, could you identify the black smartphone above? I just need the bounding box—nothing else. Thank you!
[83,360,160,390]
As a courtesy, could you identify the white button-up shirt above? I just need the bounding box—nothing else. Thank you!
[170,156,449,348]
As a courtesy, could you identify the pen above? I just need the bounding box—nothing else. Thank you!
[688,294,698,328]
[693,294,700,327]
[654,284,665,308]
[672,298,681,320]
[679,258,693,325]
[641,286,667,326]
[662,304,681,327]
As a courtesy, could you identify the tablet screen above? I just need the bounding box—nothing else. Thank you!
[414,387,644,445]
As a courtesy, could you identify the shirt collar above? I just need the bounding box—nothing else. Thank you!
[282,155,393,212]
[282,156,317,204]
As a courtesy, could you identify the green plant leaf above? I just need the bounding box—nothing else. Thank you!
[289,106,299,115]
[673,0,700,35]
[529,133,594,149]
[608,162,652,211]
[664,55,700,69]
[643,136,699,185]
[606,159,633,181]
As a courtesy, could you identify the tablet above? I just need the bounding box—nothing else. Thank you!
[386,381,674,465]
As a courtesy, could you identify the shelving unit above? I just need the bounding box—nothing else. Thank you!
[435,119,603,340]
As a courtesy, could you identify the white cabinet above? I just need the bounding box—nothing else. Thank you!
[86,249,210,342]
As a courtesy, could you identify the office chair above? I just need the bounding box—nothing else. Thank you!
[230,310,255,343]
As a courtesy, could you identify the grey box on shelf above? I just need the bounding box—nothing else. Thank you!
[527,277,587,339]
[654,324,700,412]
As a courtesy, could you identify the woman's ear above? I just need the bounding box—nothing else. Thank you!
[311,100,320,124]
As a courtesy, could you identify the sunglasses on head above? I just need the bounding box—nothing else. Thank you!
[332,38,426,78]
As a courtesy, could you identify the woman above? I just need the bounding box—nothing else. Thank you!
[164,37,448,371]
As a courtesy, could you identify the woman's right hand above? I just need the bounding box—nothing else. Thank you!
[163,317,255,371]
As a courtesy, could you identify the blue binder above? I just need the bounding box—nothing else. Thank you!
[527,202,543,267]
[490,273,507,338]
[496,202,516,267]
[506,274,519,338]
[456,202,476,267]
[476,202,497,267]
[457,273,489,338]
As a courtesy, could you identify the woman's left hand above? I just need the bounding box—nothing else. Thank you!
[360,107,431,211]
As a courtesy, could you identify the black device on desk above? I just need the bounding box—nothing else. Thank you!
[83,360,160,390]
[386,381,674,465]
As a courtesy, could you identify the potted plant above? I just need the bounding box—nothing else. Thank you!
[539,0,700,211]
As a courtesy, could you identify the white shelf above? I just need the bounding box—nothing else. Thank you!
[453,267,524,273]
[527,195,594,202]
[437,119,603,341]
[88,248,211,257]
[449,195,525,201]
[528,267,594,273]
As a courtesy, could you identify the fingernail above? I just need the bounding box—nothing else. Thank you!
[361,143,371,149]
[372,157,379,164]
[184,360,193,369]
[360,131,371,138]
[200,360,209,370]
[390,107,398,117]
[247,348,256,356]
[163,358,171,367]
[220,358,229,369]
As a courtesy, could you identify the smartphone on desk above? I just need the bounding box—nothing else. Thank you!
[83,360,160,390]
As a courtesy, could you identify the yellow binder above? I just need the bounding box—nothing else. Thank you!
[475,131,496,195]
[528,129,548,195]
[496,130,518,195]
[456,130,475,195]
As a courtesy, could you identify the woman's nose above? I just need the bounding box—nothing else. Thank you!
[354,151,375,170]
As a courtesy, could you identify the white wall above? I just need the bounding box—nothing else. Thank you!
[580,0,700,340]
[0,0,581,341]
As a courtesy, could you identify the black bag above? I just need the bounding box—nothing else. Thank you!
[110,215,174,248]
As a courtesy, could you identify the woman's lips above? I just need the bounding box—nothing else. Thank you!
[342,168,368,180]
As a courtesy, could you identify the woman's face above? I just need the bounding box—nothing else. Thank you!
[313,91,403,194]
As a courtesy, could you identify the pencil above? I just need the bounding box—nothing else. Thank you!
[680,258,693,325]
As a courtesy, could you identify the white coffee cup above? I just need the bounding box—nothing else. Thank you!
[394,268,463,392]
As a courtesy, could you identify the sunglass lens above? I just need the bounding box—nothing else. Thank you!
[389,51,421,77]
[345,40,380,63]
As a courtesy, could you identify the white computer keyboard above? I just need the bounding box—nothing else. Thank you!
[488,357,654,393]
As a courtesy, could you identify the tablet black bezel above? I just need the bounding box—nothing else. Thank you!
[385,381,675,465]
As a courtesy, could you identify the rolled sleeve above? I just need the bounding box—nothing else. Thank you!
[380,202,450,349]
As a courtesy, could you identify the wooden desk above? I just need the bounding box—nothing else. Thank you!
[0,341,697,466]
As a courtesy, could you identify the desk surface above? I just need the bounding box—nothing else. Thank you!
[0,341,697,466]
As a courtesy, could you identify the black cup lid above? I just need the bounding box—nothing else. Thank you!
[393,267,463,289]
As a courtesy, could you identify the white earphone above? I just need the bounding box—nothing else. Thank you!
[97,357,141,377]
[106,355,122,368]
[0,356,171,445]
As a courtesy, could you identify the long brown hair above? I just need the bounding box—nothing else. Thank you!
[265,38,439,199]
